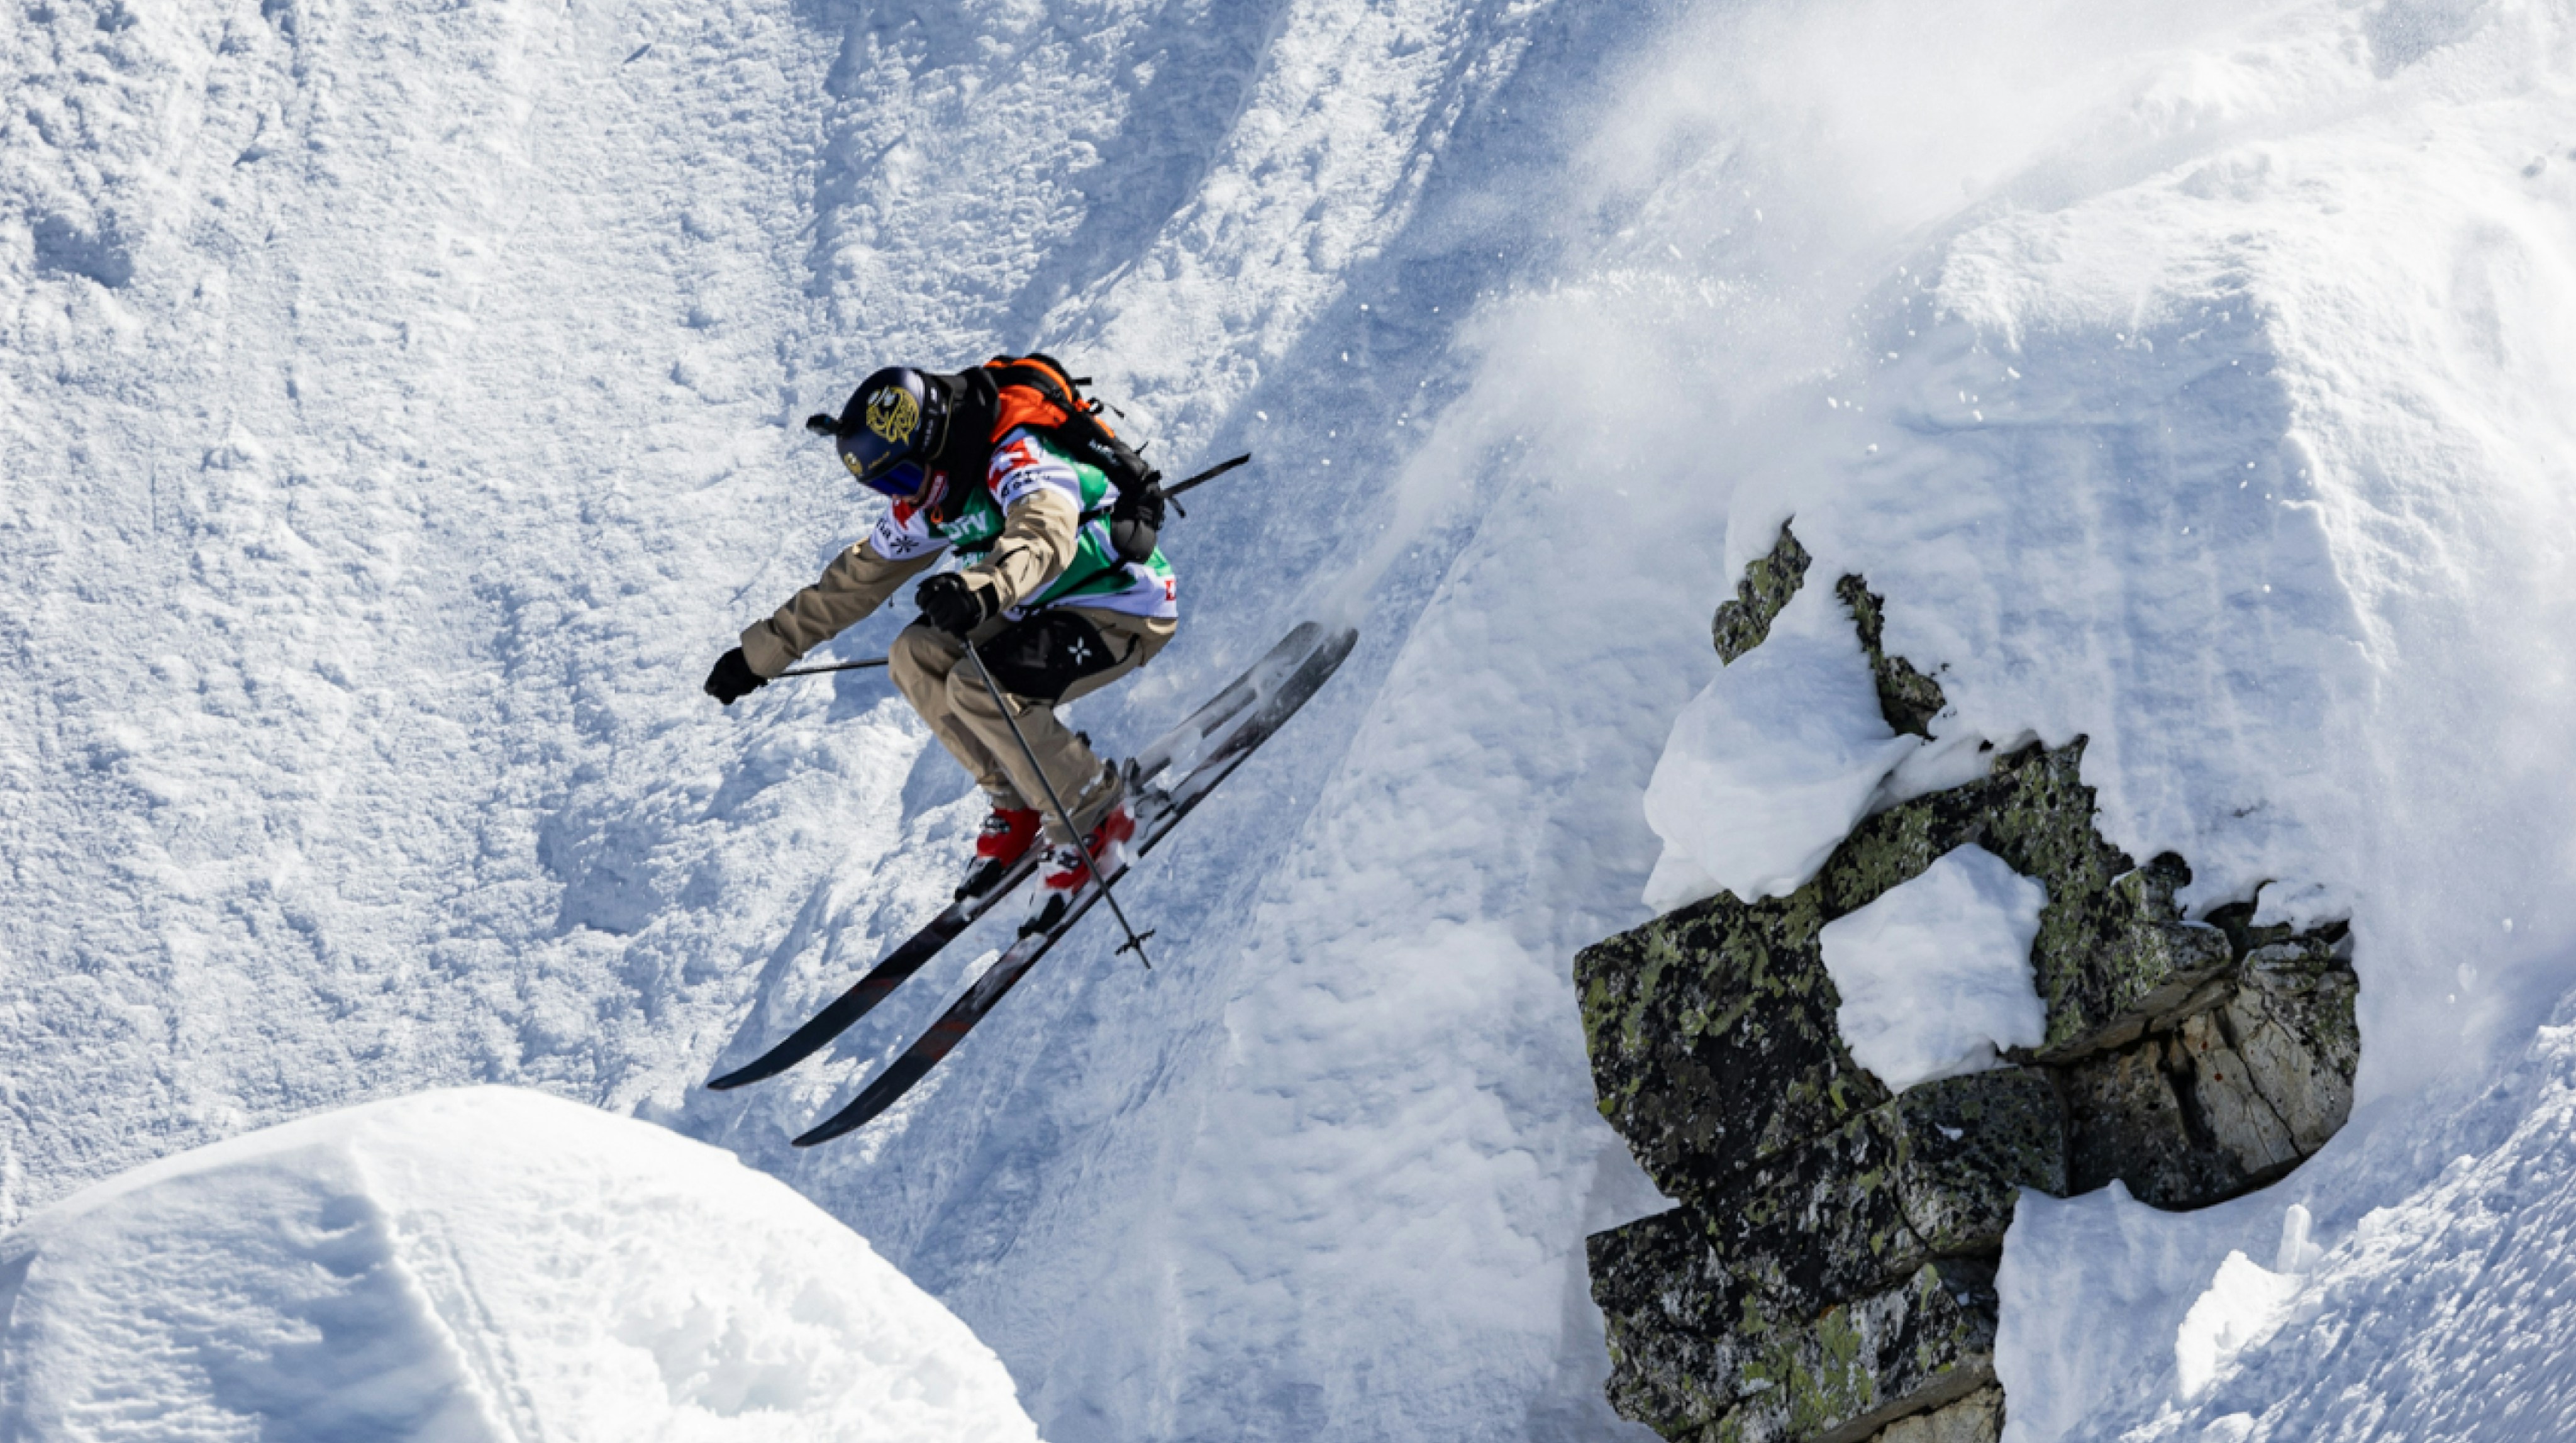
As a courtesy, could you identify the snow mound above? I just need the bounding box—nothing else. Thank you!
[1641,584,1919,910]
[2170,1249,2302,1403]
[1818,844,2048,1091]
[0,1088,1040,1443]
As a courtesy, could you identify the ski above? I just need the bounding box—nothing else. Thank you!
[702,852,1042,1091]
[705,621,1343,1093]
[789,622,1358,1147]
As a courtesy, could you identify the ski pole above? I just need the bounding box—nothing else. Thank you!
[775,657,891,679]
[962,636,1155,968]
[1158,453,1250,519]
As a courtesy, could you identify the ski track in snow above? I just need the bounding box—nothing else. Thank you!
[9,0,2576,1438]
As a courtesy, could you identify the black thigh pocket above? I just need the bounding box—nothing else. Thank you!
[980,610,1121,701]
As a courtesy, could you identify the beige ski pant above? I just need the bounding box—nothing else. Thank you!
[889,608,1176,842]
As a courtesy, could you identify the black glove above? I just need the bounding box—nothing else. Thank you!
[703,647,767,706]
[1109,481,1166,564]
[917,572,992,638]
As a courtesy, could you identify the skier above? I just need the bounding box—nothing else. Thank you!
[702,357,1177,901]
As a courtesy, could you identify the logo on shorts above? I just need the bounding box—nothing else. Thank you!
[866,387,920,445]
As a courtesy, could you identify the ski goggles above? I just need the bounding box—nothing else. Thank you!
[831,426,930,499]
[852,454,929,499]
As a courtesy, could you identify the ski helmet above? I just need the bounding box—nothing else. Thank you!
[814,367,952,499]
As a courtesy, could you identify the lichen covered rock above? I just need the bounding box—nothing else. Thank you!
[1724,1067,2062,1313]
[1943,755,2233,1056]
[1580,723,2360,1428]
[1873,1385,2003,1443]
[1713,523,1814,663]
[1589,1071,2054,1442]
[1724,1259,1999,1443]
[1789,739,2235,1059]
[1712,1103,1928,1323]
[1583,741,2240,1212]
[1592,1218,1999,1443]
[1579,891,1890,1210]
[1585,528,2362,1442]
[1833,576,1946,738]
[1592,1208,1768,1435]
[1881,1071,2066,1254]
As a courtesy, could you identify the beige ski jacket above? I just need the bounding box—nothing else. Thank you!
[738,487,1080,678]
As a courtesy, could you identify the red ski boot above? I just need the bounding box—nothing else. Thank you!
[1040,803,1137,896]
[956,806,1042,900]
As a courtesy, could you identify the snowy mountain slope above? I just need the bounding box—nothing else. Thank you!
[3,0,838,1182]
[4,0,1670,1437]
[0,1087,1041,1440]
[10,0,2576,1440]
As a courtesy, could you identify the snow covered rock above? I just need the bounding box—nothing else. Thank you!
[0,1088,1041,1443]
[1584,545,2362,1443]
[1584,730,2296,1213]
[1641,577,1921,913]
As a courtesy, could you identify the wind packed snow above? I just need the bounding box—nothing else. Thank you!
[8,0,2576,1437]
[0,1088,1040,1442]
[1816,845,2046,1092]
[1640,583,1919,911]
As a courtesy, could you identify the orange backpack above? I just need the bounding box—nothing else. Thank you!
[964,354,1165,563]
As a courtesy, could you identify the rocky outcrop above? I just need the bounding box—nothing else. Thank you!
[1590,1069,2058,1442]
[1711,524,1814,663]
[2060,931,2357,1206]
[1875,1387,2004,1443]
[1582,524,2360,1443]
[1593,1222,2000,1443]
[1833,576,1945,740]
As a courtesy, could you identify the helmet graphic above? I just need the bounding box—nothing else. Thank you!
[818,367,952,498]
